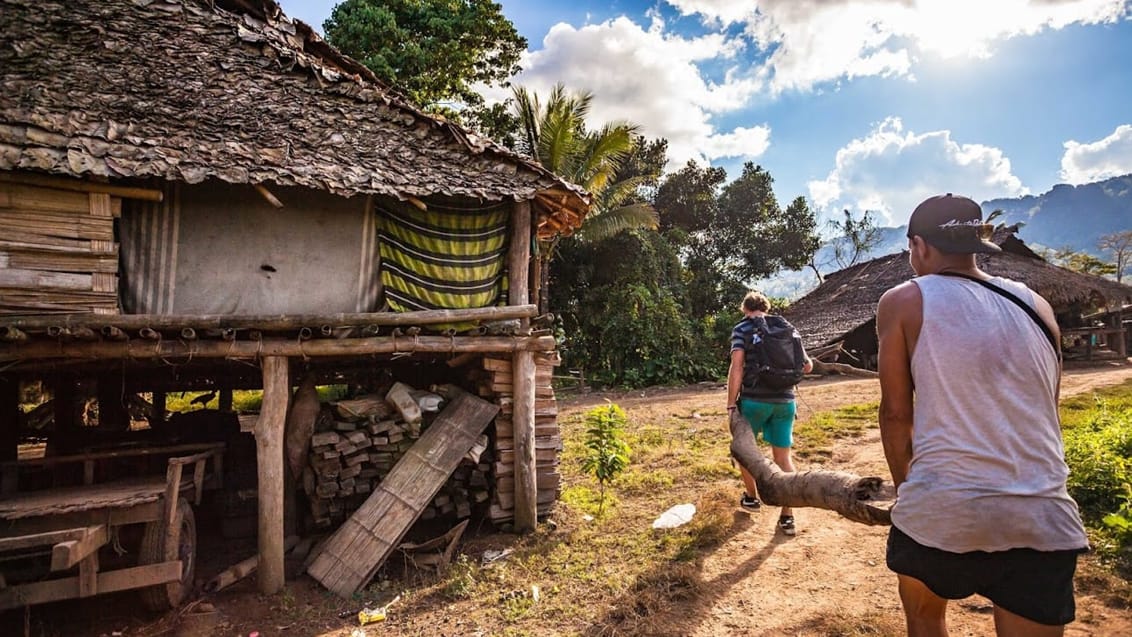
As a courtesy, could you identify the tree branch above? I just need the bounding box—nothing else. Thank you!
[729,411,894,525]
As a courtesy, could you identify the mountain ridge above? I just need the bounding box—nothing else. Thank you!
[756,173,1132,300]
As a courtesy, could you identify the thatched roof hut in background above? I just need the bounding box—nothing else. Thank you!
[784,231,1132,369]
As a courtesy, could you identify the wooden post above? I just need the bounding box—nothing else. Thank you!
[509,201,531,329]
[512,350,537,532]
[255,356,289,594]
[152,391,166,426]
[219,388,233,413]
[0,378,17,494]
[1116,311,1127,358]
[97,376,128,431]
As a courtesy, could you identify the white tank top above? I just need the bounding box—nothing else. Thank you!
[890,274,1088,553]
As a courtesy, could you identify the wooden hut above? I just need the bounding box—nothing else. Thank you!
[785,229,1132,369]
[0,0,587,601]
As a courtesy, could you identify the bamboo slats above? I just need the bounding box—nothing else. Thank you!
[0,174,121,315]
[306,392,499,597]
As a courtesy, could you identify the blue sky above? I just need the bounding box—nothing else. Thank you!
[278,0,1132,228]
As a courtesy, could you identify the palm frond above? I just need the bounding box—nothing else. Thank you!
[577,203,659,242]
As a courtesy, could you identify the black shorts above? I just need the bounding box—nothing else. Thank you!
[886,525,1083,626]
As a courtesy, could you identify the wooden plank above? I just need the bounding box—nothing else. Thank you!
[0,527,89,552]
[50,526,108,571]
[1,249,118,273]
[0,268,92,291]
[78,552,99,597]
[496,489,559,511]
[0,231,100,252]
[306,392,499,597]
[0,561,181,610]
[0,336,558,364]
[512,350,537,532]
[0,183,91,213]
[0,172,162,202]
[3,305,539,331]
[1,443,224,470]
[256,356,289,595]
[0,209,114,241]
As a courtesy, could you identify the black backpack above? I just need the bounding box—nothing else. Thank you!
[742,316,805,392]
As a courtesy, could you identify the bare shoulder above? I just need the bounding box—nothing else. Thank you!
[878,281,921,315]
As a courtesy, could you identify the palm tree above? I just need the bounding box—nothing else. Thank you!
[512,84,659,308]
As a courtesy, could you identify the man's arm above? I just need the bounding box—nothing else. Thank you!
[727,348,744,410]
[1031,292,1063,401]
[877,282,920,488]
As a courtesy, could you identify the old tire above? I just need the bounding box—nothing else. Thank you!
[139,498,197,611]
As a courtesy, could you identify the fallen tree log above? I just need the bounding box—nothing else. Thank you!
[811,360,878,378]
[729,410,894,525]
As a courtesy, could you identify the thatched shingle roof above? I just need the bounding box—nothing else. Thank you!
[0,0,588,234]
[785,245,1132,349]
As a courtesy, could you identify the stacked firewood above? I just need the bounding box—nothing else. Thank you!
[301,384,492,529]
[475,353,562,524]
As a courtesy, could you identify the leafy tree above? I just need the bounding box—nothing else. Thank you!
[654,160,727,236]
[828,209,883,269]
[713,163,822,283]
[580,403,631,514]
[1044,246,1119,277]
[1064,252,1119,277]
[324,0,525,112]
[1098,230,1132,283]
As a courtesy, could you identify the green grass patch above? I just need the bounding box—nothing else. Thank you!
[1060,380,1132,575]
[163,385,349,413]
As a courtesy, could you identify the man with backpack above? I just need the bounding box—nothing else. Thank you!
[727,291,813,535]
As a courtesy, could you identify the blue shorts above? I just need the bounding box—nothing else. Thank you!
[738,398,795,448]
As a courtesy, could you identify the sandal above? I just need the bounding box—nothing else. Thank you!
[778,515,796,536]
[739,493,761,511]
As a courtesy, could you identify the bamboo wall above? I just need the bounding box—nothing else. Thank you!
[477,353,561,524]
[0,177,120,315]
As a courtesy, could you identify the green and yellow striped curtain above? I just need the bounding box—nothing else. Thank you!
[375,199,510,315]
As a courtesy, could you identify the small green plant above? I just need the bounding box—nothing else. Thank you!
[580,403,632,514]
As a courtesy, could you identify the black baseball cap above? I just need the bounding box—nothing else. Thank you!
[906,193,1001,254]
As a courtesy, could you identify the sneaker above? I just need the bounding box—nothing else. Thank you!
[778,515,796,536]
[739,494,761,511]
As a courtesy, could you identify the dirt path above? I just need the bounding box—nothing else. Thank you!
[582,364,1132,636]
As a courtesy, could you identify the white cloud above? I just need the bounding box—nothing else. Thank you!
[665,0,757,25]
[506,17,769,168]
[808,117,1028,226]
[701,126,772,159]
[1060,124,1132,184]
[667,0,1128,92]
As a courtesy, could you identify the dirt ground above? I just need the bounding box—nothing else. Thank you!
[5,364,1132,636]
[572,362,1132,637]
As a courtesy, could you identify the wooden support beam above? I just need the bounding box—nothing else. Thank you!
[0,561,181,610]
[50,525,108,572]
[0,335,557,364]
[1,304,538,331]
[256,356,289,594]
[0,378,16,488]
[0,171,163,202]
[509,201,531,330]
[0,527,89,553]
[511,350,537,532]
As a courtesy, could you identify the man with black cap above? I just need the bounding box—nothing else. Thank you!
[876,194,1089,636]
